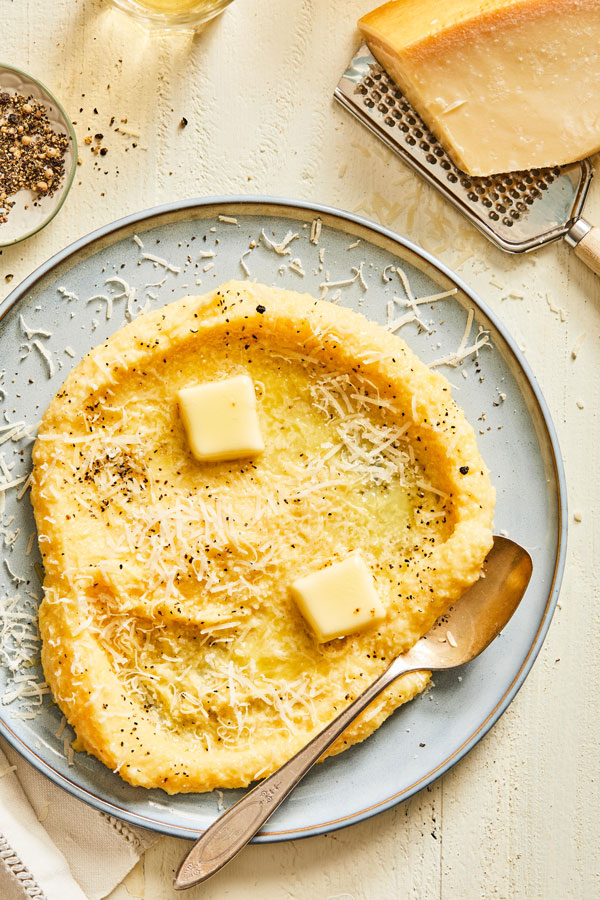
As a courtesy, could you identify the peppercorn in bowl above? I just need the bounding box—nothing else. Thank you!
[0,64,77,248]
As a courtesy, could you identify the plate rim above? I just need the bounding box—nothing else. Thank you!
[0,194,567,842]
[0,62,78,249]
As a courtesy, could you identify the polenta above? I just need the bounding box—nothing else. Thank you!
[32,281,494,793]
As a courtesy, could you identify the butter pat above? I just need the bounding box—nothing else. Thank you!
[178,375,264,462]
[359,0,600,176]
[291,553,385,643]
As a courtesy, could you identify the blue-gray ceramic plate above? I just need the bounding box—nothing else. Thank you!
[0,197,566,841]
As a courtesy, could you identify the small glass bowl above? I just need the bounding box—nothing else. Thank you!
[104,0,235,31]
[0,64,77,249]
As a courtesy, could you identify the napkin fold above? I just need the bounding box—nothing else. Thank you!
[0,737,156,900]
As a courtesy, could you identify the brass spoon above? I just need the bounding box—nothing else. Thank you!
[174,536,532,891]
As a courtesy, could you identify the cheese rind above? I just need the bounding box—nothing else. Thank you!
[291,553,386,643]
[359,0,600,176]
[178,374,264,462]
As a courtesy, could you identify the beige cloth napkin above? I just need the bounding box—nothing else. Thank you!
[0,737,157,900]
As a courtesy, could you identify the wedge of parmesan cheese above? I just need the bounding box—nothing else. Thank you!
[291,553,386,643]
[358,0,600,176]
[178,375,264,462]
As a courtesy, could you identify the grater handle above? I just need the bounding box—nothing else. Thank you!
[566,219,600,277]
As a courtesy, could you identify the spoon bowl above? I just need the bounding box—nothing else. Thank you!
[175,536,533,890]
[400,536,533,673]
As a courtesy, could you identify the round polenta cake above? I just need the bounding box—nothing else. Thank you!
[31,281,494,793]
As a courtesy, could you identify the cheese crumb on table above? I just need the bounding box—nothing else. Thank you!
[291,553,386,643]
[177,374,264,462]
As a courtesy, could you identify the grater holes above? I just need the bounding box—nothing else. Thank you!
[353,61,566,227]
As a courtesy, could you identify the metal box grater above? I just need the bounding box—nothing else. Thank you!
[334,47,596,263]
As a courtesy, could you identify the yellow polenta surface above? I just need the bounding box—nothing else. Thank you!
[32,281,494,793]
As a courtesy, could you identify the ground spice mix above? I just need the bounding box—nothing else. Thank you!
[0,90,69,224]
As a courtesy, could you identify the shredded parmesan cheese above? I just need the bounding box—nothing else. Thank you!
[20,315,52,340]
[141,253,181,274]
[240,249,252,277]
[31,341,55,378]
[429,309,491,369]
[261,229,299,256]
[288,257,305,277]
[309,217,322,245]
[87,294,113,321]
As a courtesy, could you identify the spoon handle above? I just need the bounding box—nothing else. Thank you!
[174,659,411,890]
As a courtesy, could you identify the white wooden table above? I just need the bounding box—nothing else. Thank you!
[4,2,599,898]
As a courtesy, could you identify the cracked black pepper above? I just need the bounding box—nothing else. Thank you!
[0,90,70,225]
